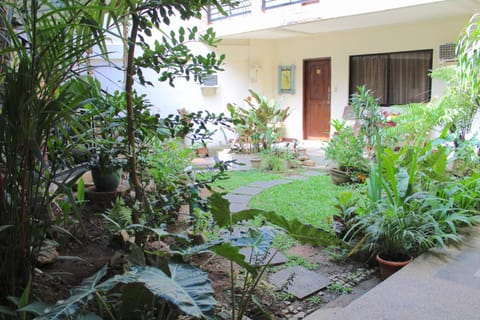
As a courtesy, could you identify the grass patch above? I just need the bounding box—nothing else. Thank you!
[249,174,352,228]
[210,170,284,193]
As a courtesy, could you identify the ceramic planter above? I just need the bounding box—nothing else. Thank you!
[376,253,412,280]
[329,168,351,185]
[91,166,123,192]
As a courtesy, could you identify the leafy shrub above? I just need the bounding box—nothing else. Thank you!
[227,89,290,152]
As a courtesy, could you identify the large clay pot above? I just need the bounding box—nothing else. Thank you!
[329,168,351,185]
[250,158,261,169]
[91,166,123,192]
[376,253,412,280]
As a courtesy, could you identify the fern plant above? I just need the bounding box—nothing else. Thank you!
[102,198,133,233]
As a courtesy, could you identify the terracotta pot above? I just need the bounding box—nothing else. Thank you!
[250,158,261,169]
[376,253,412,280]
[195,147,208,158]
[329,168,351,185]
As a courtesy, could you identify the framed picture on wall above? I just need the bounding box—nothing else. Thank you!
[278,65,295,94]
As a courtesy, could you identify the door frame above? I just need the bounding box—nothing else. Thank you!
[302,57,331,141]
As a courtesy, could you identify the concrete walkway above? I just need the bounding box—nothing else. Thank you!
[306,226,480,320]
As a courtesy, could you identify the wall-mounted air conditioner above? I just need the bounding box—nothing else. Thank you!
[201,75,218,87]
[439,42,457,63]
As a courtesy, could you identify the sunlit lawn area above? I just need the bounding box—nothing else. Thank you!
[249,174,353,228]
[210,169,354,229]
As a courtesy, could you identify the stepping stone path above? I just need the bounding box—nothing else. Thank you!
[226,170,335,300]
[239,247,289,266]
[269,266,331,299]
[216,167,379,319]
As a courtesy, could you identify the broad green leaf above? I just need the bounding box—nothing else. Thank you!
[231,209,265,224]
[74,312,103,320]
[35,265,109,319]
[0,306,16,316]
[0,225,14,233]
[18,302,51,315]
[209,192,231,228]
[211,243,257,276]
[101,264,216,320]
[396,168,410,199]
[260,211,346,248]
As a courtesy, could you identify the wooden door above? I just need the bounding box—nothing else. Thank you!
[303,58,331,140]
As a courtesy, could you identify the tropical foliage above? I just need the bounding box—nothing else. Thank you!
[0,0,109,300]
[227,89,291,153]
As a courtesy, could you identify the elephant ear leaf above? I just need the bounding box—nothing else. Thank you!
[34,264,109,319]
[165,263,216,319]
[115,264,216,320]
[211,243,257,276]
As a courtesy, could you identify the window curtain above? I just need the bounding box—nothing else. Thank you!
[350,55,388,104]
[388,51,432,105]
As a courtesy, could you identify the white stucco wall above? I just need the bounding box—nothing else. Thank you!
[92,14,473,147]
[267,16,470,140]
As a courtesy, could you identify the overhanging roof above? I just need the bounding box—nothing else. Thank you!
[218,0,480,39]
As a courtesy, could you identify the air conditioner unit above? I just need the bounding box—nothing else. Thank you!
[201,74,218,87]
[439,42,457,63]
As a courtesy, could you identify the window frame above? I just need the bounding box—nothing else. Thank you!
[348,49,433,106]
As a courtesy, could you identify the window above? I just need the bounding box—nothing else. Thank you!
[208,0,252,22]
[263,0,308,10]
[349,50,433,105]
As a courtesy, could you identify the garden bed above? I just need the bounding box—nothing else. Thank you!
[32,191,380,319]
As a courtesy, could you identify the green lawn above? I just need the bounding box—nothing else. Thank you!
[211,170,353,229]
[249,174,352,228]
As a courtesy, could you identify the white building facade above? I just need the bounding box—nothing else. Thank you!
[95,0,480,146]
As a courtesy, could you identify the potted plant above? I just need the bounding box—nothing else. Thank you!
[345,143,475,279]
[325,119,367,184]
[350,86,386,158]
[88,98,128,192]
[89,143,126,192]
[69,80,128,192]
[227,89,291,153]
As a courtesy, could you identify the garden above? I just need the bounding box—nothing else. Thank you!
[0,1,480,319]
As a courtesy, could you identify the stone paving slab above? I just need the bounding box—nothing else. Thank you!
[286,175,309,180]
[249,179,292,188]
[231,185,265,195]
[229,202,249,213]
[224,194,252,204]
[240,247,288,266]
[269,266,331,299]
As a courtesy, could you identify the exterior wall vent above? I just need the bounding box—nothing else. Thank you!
[201,75,218,87]
[439,42,457,63]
